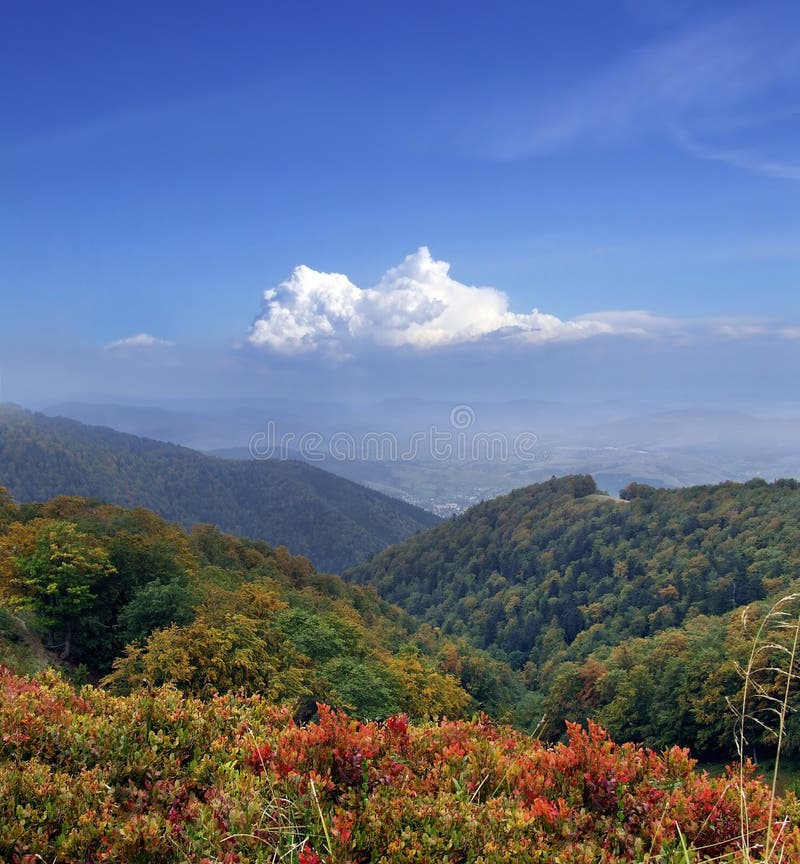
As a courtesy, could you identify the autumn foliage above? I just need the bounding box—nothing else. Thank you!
[2,666,799,863]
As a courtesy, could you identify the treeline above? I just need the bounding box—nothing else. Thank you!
[0,404,439,573]
[346,474,800,755]
[0,489,523,722]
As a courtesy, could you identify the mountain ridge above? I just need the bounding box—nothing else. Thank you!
[345,472,800,667]
[0,404,439,572]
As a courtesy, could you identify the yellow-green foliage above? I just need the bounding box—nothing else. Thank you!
[0,494,473,721]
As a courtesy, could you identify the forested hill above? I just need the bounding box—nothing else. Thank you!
[345,474,800,668]
[0,491,478,720]
[0,404,438,572]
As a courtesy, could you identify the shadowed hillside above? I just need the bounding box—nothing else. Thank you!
[0,405,439,572]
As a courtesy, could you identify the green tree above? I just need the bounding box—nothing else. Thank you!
[117,579,195,644]
[319,655,402,718]
[6,520,116,659]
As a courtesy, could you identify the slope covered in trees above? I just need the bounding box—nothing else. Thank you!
[0,404,438,572]
[0,490,529,722]
[4,476,800,762]
[347,475,800,661]
[346,475,800,754]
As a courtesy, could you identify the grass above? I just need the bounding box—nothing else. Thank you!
[724,594,800,863]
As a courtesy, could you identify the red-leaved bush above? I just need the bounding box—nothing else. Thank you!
[1,666,798,862]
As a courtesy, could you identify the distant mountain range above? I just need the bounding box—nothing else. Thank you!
[44,399,800,512]
[0,404,438,572]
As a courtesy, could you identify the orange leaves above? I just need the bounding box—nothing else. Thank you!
[245,742,273,774]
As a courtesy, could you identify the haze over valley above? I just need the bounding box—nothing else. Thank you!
[41,397,800,514]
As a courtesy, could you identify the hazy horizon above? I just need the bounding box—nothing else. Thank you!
[7,394,798,513]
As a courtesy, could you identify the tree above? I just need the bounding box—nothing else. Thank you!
[105,612,309,699]
[117,579,195,644]
[318,656,402,719]
[1,519,115,659]
[384,646,470,718]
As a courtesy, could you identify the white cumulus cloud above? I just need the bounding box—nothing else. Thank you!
[105,333,174,350]
[248,247,654,355]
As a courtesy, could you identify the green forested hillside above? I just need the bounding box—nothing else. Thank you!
[5,466,800,759]
[346,474,800,754]
[1,490,797,855]
[0,404,438,572]
[0,491,487,720]
[347,475,800,661]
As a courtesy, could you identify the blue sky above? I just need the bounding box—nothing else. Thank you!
[1,0,798,406]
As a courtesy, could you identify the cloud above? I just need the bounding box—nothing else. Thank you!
[248,248,676,356]
[249,248,800,359]
[477,1,799,178]
[105,333,174,350]
[669,124,800,182]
